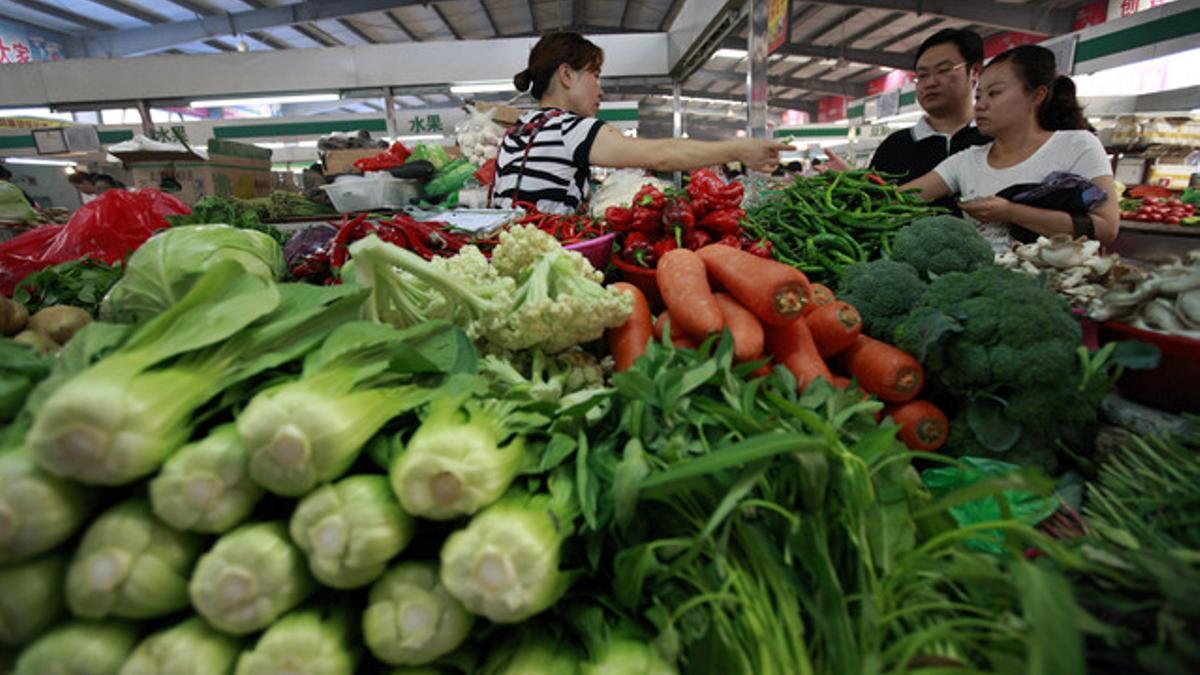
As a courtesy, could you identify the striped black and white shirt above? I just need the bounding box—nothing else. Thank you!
[493,108,606,214]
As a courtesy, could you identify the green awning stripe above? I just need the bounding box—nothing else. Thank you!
[598,108,638,121]
[774,127,850,138]
[213,119,389,138]
[1075,7,1200,63]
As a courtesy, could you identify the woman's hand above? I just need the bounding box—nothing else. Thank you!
[738,140,794,172]
[959,196,1014,223]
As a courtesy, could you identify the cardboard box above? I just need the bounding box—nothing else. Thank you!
[472,101,524,126]
[323,148,382,175]
[120,139,273,204]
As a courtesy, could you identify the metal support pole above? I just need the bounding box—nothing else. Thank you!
[672,81,683,188]
[384,87,398,140]
[136,100,154,135]
[746,0,769,140]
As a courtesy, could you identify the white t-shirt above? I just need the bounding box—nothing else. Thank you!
[933,130,1112,251]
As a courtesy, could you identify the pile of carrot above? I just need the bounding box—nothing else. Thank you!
[607,244,948,452]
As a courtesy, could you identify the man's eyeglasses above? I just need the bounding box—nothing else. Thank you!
[913,62,969,84]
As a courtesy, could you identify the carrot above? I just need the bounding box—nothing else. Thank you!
[836,335,924,403]
[657,248,724,338]
[608,282,653,372]
[805,301,862,358]
[886,400,948,451]
[713,293,765,362]
[653,310,671,342]
[764,319,833,390]
[671,334,699,350]
[697,244,813,326]
[811,284,836,307]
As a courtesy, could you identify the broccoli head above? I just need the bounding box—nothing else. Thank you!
[836,259,928,341]
[895,267,1087,471]
[891,215,995,278]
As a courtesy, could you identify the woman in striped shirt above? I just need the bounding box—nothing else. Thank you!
[494,32,792,215]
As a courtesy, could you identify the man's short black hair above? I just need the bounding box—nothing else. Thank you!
[0,165,11,180]
[914,28,984,69]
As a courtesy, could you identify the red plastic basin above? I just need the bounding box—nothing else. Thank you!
[1097,320,1200,413]
[611,255,663,312]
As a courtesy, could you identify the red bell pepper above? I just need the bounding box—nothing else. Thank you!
[698,208,744,235]
[633,184,666,211]
[746,238,773,258]
[653,237,677,261]
[631,206,662,235]
[684,229,714,250]
[605,205,633,232]
[717,233,742,249]
[661,197,695,241]
[623,232,656,268]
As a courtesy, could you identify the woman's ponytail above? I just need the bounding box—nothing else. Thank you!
[513,69,532,93]
[987,45,1089,132]
[1039,75,1088,131]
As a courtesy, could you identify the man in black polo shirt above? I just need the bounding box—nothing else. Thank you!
[869,29,990,212]
[826,29,990,213]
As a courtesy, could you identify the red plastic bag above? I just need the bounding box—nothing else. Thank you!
[353,142,412,172]
[473,158,497,188]
[0,188,189,295]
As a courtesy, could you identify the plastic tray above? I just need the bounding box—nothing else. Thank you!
[1097,320,1200,413]
[320,176,421,212]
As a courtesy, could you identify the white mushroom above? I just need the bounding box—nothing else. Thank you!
[1175,287,1200,330]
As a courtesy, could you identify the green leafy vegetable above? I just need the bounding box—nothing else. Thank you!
[13,259,124,315]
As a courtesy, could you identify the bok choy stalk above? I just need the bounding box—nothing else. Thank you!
[0,449,95,563]
[479,631,581,675]
[390,393,542,521]
[148,423,263,534]
[363,561,474,666]
[0,553,66,646]
[28,261,365,485]
[289,474,414,589]
[189,521,314,635]
[233,607,357,675]
[118,618,241,675]
[581,638,678,675]
[241,321,468,497]
[14,620,139,675]
[440,484,577,624]
[65,499,202,620]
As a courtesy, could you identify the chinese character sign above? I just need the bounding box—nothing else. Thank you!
[0,19,64,65]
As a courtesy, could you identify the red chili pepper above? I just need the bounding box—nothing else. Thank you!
[605,205,633,232]
[652,237,677,261]
[717,233,742,249]
[630,206,662,235]
[633,184,666,211]
[623,232,656,268]
[698,208,744,235]
[746,238,773,258]
[683,229,714,250]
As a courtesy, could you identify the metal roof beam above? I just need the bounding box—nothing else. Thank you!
[86,0,166,25]
[696,68,868,98]
[659,0,689,31]
[9,0,114,31]
[337,18,379,44]
[811,0,1074,35]
[727,38,913,70]
[385,11,419,41]
[610,84,817,114]
[430,4,463,40]
[479,0,500,36]
[67,0,432,57]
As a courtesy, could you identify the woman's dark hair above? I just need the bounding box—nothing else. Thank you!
[514,31,604,100]
[914,28,984,70]
[987,45,1088,131]
[0,165,11,180]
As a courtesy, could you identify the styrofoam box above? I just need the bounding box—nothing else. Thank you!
[320,175,421,212]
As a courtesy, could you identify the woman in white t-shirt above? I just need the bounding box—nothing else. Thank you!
[901,45,1119,252]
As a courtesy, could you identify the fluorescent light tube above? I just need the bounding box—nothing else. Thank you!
[449,81,513,94]
[396,134,446,142]
[189,94,340,107]
[713,49,747,59]
[4,157,79,167]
